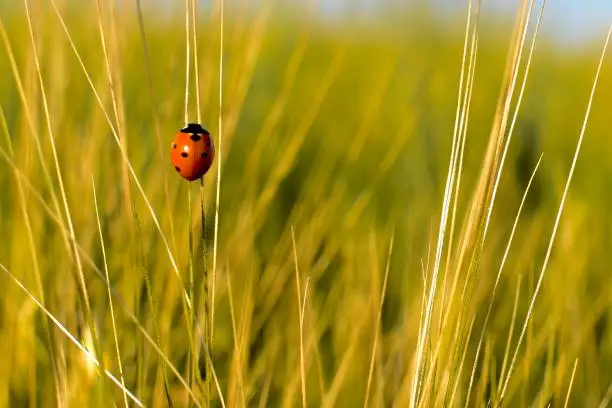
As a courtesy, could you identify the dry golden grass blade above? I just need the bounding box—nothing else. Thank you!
[209,2,271,345]
[481,0,544,244]
[94,0,132,217]
[563,359,579,408]
[134,0,178,254]
[413,305,470,408]
[190,0,202,123]
[428,1,541,402]
[0,141,202,406]
[0,263,144,407]
[436,0,481,374]
[0,16,66,246]
[0,106,65,406]
[500,21,612,404]
[410,2,477,405]
[598,382,612,408]
[364,231,394,408]
[451,0,531,282]
[497,273,523,401]
[92,177,129,408]
[23,0,103,376]
[225,261,247,408]
[464,155,542,404]
[184,0,192,125]
[43,7,202,388]
[452,0,532,322]
[447,316,477,408]
[95,0,178,403]
[45,0,188,306]
[465,0,531,227]
[211,0,225,342]
[201,339,227,408]
[291,226,308,408]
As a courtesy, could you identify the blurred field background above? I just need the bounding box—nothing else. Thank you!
[0,0,611,407]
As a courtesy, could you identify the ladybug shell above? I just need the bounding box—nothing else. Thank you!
[171,123,215,181]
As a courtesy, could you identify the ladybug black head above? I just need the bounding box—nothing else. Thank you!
[181,123,209,134]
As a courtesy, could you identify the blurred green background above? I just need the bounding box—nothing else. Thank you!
[0,1,611,407]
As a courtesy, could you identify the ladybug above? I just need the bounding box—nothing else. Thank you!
[171,123,215,181]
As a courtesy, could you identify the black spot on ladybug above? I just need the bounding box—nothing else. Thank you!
[190,133,201,141]
[181,152,188,158]
[201,152,208,158]
[172,143,177,149]
[175,166,181,172]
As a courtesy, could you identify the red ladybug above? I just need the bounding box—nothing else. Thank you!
[171,123,215,181]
